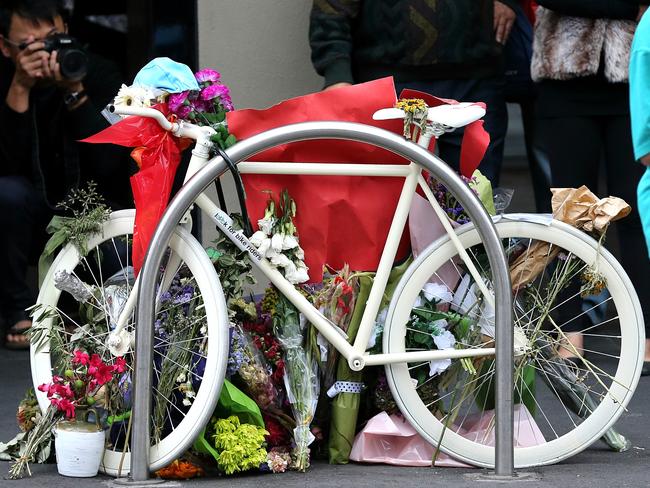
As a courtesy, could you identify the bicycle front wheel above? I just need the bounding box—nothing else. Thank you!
[384,216,644,468]
[31,209,229,476]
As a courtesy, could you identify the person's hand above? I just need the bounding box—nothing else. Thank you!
[637,5,648,22]
[640,154,650,166]
[41,50,84,93]
[494,1,516,45]
[324,82,352,91]
[11,36,49,90]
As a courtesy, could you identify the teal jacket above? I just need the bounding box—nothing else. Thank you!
[309,0,518,87]
[630,9,650,257]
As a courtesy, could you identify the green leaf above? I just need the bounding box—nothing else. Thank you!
[224,134,237,148]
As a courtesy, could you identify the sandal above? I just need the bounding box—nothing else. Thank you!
[5,319,31,350]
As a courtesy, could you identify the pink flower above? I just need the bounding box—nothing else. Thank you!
[221,96,234,111]
[195,68,221,83]
[88,354,102,375]
[200,83,230,101]
[52,398,76,418]
[191,98,210,113]
[93,363,114,386]
[72,350,90,366]
[113,357,127,374]
[168,91,190,114]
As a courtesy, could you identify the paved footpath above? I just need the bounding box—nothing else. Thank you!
[1,347,649,488]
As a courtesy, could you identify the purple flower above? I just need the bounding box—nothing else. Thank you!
[168,91,189,112]
[200,83,230,101]
[221,95,234,111]
[195,68,221,83]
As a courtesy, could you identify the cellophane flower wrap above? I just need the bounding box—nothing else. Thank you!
[273,294,319,471]
[227,323,279,410]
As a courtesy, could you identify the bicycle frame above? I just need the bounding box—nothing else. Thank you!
[111,113,507,372]
[127,118,513,480]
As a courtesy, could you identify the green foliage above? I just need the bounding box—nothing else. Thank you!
[208,213,256,304]
[53,181,112,256]
[210,415,268,475]
[208,121,237,150]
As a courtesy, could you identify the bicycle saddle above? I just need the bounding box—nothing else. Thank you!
[373,102,486,128]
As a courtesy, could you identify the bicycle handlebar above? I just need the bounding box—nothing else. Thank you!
[108,104,215,144]
[108,104,175,131]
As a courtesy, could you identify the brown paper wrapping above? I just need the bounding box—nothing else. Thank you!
[509,186,630,290]
[550,186,631,233]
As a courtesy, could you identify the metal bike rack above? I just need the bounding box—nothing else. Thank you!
[130,121,514,481]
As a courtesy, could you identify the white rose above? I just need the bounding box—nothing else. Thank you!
[270,253,292,268]
[271,233,284,252]
[250,230,267,247]
[257,238,271,257]
[286,261,309,284]
[294,246,305,260]
[422,282,453,303]
[433,329,456,350]
[429,358,452,376]
[258,217,275,235]
[282,234,299,250]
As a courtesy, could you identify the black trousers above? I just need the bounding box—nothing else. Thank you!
[541,114,650,333]
[0,176,52,327]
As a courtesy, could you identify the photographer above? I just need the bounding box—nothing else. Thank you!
[0,0,132,349]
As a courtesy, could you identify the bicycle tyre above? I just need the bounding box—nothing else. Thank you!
[384,216,644,468]
[31,209,229,476]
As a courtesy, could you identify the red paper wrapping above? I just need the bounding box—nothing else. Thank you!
[82,104,188,274]
[399,89,490,178]
[227,78,410,282]
[227,78,489,282]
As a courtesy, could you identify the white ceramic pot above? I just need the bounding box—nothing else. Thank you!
[54,413,105,477]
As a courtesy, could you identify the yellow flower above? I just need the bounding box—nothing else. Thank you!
[396,98,428,114]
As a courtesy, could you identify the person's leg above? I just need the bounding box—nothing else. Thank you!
[603,115,650,364]
[520,100,552,213]
[0,176,51,346]
[541,115,602,357]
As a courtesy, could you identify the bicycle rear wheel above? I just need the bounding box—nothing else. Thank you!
[31,210,229,476]
[384,216,644,468]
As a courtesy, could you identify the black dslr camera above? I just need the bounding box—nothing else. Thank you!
[40,33,87,81]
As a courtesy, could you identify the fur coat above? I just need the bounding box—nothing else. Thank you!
[531,7,637,83]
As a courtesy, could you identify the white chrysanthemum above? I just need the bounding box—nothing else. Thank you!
[113,84,154,113]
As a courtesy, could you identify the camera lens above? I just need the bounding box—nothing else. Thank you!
[59,49,88,81]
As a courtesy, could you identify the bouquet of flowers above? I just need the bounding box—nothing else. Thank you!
[38,350,126,419]
[4,352,125,479]
[272,294,319,471]
[209,415,269,475]
[113,65,235,151]
[227,324,279,409]
[250,190,309,285]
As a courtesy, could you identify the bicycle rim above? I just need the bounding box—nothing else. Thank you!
[384,217,644,468]
[31,210,229,476]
